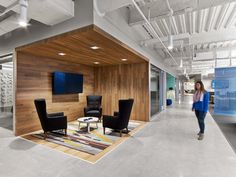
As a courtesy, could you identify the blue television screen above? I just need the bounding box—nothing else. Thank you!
[53,72,83,94]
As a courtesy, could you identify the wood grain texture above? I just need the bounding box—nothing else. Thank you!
[94,63,150,122]
[15,52,95,135]
[16,25,146,67]
[15,25,150,135]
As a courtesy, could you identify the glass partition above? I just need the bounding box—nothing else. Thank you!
[151,65,161,116]
[0,55,13,130]
[214,67,236,116]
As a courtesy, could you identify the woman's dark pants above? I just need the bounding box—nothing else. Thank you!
[195,110,207,134]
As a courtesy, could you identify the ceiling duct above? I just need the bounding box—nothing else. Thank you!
[0,0,74,36]
[18,0,28,27]
[94,0,133,17]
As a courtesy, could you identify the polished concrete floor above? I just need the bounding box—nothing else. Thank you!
[0,111,13,130]
[209,105,236,152]
[1,97,236,177]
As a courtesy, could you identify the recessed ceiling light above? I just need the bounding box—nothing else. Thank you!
[94,62,100,65]
[121,58,128,61]
[167,45,173,50]
[58,52,66,56]
[91,46,100,50]
[18,21,28,27]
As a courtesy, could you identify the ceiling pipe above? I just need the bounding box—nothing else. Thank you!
[18,0,28,27]
[165,0,173,16]
[131,0,178,65]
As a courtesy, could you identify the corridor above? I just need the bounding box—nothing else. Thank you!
[0,97,236,177]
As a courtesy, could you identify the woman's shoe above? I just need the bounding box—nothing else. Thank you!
[198,133,204,140]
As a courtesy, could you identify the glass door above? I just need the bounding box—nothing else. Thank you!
[0,55,13,130]
[151,65,160,116]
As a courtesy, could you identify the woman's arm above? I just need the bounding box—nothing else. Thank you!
[203,92,209,112]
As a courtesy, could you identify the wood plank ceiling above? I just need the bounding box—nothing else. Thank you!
[16,25,148,66]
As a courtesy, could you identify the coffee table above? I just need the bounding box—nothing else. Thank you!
[77,117,99,133]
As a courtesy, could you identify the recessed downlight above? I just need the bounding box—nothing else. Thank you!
[94,61,100,65]
[121,58,128,61]
[58,52,66,56]
[91,46,100,50]
[19,21,28,27]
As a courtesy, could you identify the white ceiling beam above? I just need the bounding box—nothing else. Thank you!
[225,4,236,28]
[190,28,236,45]
[179,14,186,33]
[153,21,164,37]
[164,46,236,60]
[197,9,203,33]
[205,7,215,32]
[192,11,196,33]
[169,16,178,34]
[188,11,193,34]
[201,9,208,32]
[215,3,230,30]
[140,33,190,45]
[129,0,235,26]
[141,28,236,53]
[161,19,170,35]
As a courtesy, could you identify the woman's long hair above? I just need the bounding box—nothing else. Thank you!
[195,81,205,93]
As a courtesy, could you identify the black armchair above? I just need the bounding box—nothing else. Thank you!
[34,99,67,139]
[84,95,102,121]
[103,99,134,137]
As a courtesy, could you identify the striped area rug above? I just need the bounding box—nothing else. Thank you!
[32,122,139,155]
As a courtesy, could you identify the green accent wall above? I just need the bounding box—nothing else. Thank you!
[167,73,175,90]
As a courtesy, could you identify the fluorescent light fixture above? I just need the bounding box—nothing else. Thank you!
[94,62,100,65]
[121,58,128,61]
[167,35,173,50]
[58,52,66,56]
[91,46,100,50]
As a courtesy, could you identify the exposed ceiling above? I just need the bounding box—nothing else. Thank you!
[0,0,74,36]
[1,0,236,77]
[128,0,236,76]
[16,25,147,66]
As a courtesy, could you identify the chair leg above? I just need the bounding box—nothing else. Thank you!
[44,132,47,140]
[65,129,67,136]
[120,130,122,137]
[126,127,129,134]
[103,127,106,134]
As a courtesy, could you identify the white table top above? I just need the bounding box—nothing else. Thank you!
[77,117,99,123]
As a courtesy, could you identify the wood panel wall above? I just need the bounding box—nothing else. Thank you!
[15,52,94,135]
[94,63,149,122]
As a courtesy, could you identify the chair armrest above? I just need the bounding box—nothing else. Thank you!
[47,112,64,117]
[113,111,119,116]
[47,115,67,120]
[47,115,67,130]
[103,115,118,128]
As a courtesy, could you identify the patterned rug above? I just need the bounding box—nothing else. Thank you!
[32,122,140,155]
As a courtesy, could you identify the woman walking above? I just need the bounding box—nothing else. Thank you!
[192,81,209,140]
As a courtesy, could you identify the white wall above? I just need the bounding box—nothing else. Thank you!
[0,0,93,55]
[202,78,214,92]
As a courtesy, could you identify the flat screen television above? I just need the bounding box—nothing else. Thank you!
[53,71,83,94]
